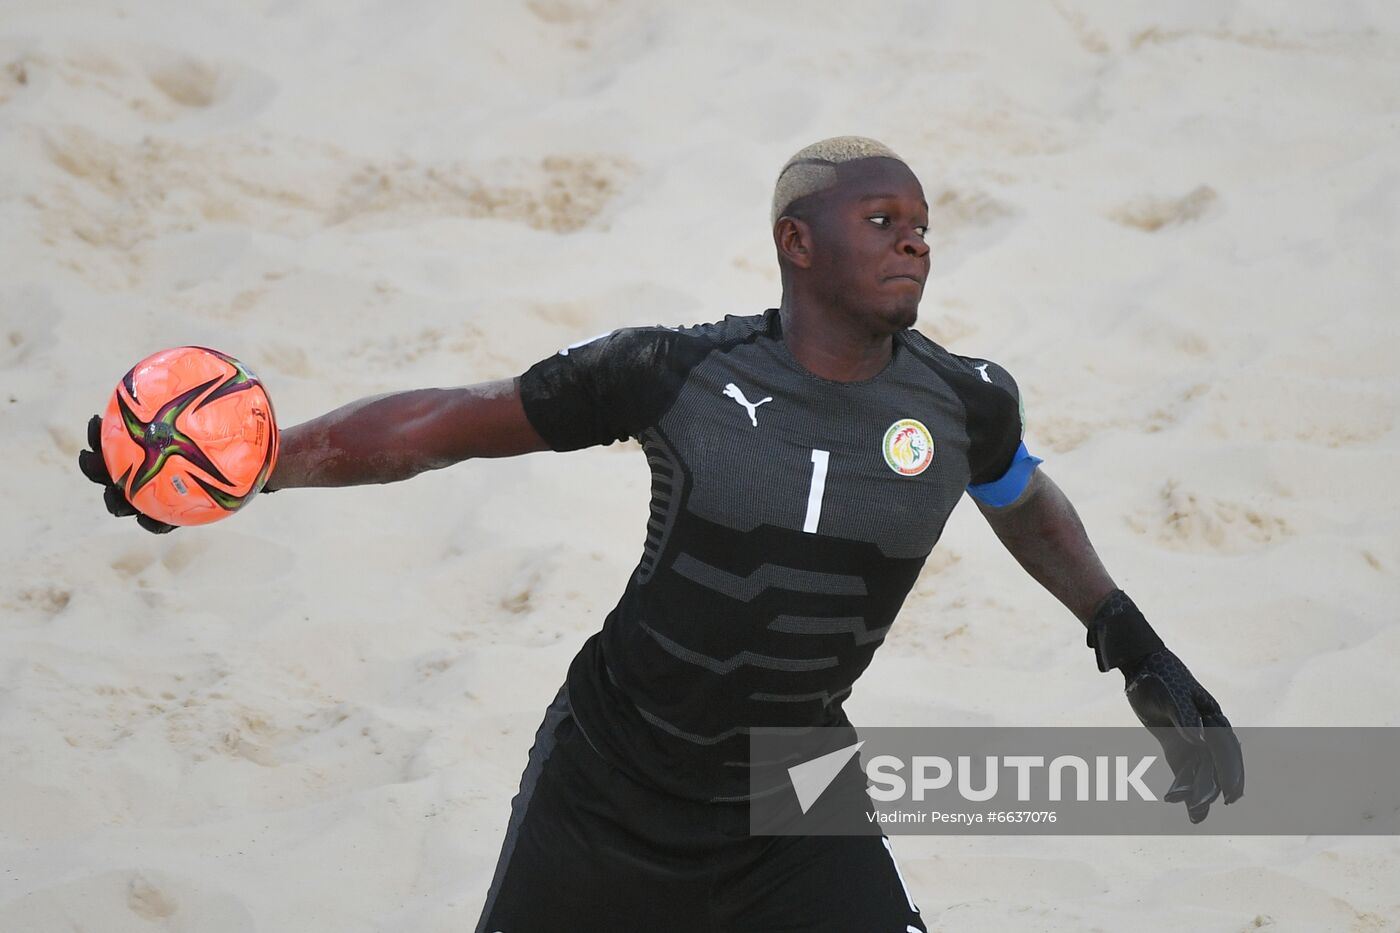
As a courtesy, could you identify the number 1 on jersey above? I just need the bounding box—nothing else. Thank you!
[803,449,830,534]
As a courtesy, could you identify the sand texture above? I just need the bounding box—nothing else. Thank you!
[2,1,1398,930]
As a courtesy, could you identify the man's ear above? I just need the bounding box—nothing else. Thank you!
[775,216,814,270]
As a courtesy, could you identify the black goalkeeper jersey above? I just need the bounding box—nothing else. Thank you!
[518,309,1027,801]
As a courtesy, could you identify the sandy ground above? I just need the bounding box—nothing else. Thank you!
[1,1,1398,930]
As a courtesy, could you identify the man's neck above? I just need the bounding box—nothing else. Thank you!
[778,298,896,383]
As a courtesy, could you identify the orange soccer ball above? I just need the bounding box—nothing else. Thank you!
[101,346,280,527]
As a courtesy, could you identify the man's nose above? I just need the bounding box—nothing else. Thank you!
[900,230,930,258]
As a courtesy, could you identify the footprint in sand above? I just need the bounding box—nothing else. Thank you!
[130,45,277,125]
[137,47,277,125]
[0,869,256,931]
[23,42,276,126]
[258,342,317,379]
[0,286,60,370]
[1110,185,1221,232]
[500,554,549,615]
[525,0,649,55]
[327,153,636,233]
[145,55,221,108]
[127,874,178,920]
[110,544,158,580]
[0,53,34,106]
[5,585,73,617]
[1127,479,1293,553]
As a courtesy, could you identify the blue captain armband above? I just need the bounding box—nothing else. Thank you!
[966,442,1044,508]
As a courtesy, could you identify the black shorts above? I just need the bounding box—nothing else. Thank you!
[476,689,927,932]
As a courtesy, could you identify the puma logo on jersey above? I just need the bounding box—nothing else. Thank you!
[723,383,772,427]
[974,363,992,383]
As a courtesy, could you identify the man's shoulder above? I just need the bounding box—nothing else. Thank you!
[590,310,772,352]
[899,328,1015,384]
[521,311,774,451]
[546,311,774,389]
[901,326,1024,403]
[571,311,773,376]
[899,328,1026,479]
[669,309,775,348]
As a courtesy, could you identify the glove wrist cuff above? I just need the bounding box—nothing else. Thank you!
[1085,590,1165,674]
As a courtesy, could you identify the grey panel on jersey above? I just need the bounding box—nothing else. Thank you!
[519,309,1029,801]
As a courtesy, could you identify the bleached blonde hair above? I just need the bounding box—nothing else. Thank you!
[771,136,904,225]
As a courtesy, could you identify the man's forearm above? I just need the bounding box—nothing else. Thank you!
[269,378,547,489]
[976,469,1116,624]
[271,391,445,489]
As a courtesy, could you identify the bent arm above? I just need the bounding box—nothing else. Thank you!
[269,377,549,489]
[975,468,1116,624]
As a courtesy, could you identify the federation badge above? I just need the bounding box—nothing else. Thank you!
[882,419,934,476]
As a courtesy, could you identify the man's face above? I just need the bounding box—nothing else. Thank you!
[801,158,931,333]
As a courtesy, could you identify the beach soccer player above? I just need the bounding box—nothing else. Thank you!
[81,136,1244,931]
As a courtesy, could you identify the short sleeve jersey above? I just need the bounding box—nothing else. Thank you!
[519,309,1028,801]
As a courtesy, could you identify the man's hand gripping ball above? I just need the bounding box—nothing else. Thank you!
[79,414,177,534]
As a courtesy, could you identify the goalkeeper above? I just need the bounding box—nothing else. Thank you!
[81,136,1243,932]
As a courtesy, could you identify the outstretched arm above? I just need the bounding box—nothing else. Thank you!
[974,468,1115,626]
[975,465,1244,822]
[270,378,549,489]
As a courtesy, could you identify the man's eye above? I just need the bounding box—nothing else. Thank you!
[868,215,890,227]
[915,225,929,238]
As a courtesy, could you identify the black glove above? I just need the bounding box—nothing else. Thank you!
[1087,590,1245,824]
[78,414,177,534]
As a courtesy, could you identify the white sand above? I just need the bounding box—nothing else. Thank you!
[2,1,1398,930]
